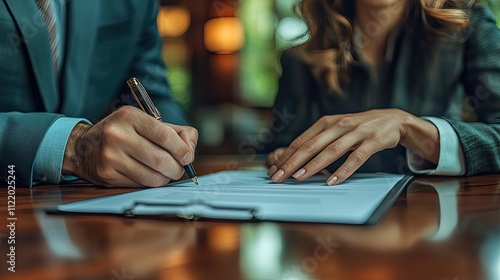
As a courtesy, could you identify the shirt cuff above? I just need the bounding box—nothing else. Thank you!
[407,117,465,176]
[33,117,91,184]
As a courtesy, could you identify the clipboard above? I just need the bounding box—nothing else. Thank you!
[48,171,413,225]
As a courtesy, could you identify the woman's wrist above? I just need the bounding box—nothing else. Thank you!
[399,112,440,164]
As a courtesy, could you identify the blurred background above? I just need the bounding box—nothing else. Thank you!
[157,0,500,156]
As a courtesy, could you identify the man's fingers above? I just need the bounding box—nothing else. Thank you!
[91,169,138,188]
[170,124,199,156]
[114,155,172,187]
[91,143,173,187]
[131,113,194,167]
[124,134,185,180]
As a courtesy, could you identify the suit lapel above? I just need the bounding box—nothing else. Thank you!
[60,0,99,115]
[4,0,58,112]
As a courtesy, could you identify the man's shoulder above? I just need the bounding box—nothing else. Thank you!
[93,0,154,23]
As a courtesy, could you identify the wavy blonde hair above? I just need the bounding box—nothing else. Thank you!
[298,0,477,94]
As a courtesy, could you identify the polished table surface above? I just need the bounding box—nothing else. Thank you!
[1,155,499,280]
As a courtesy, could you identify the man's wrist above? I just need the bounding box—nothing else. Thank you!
[62,123,92,176]
[33,118,91,184]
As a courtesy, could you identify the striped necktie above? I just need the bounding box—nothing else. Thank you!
[35,0,59,76]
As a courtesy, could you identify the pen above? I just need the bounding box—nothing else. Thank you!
[127,77,199,185]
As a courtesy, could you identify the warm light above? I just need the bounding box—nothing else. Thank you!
[162,40,190,66]
[157,6,191,37]
[208,226,240,251]
[204,17,244,54]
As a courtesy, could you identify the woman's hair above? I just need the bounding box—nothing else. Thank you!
[298,0,477,94]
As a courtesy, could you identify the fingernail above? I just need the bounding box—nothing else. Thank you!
[271,169,285,182]
[268,165,278,177]
[182,153,193,165]
[292,168,306,179]
[327,176,338,186]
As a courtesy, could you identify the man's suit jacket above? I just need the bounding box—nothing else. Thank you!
[268,4,500,175]
[0,0,186,186]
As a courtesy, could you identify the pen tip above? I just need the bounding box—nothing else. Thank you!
[192,177,199,185]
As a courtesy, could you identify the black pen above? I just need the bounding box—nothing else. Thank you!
[127,77,199,185]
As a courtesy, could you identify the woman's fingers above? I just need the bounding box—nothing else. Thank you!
[272,116,340,168]
[266,147,286,172]
[271,129,366,183]
[327,140,380,185]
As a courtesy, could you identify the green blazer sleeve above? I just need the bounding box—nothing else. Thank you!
[450,4,500,175]
[0,113,62,187]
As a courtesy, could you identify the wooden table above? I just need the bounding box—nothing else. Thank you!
[1,155,499,280]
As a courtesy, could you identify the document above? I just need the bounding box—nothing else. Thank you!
[55,171,412,225]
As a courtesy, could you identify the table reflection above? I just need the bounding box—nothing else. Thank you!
[238,178,462,280]
[31,189,84,260]
[24,177,498,280]
[240,223,284,279]
[36,214,197,278]
[29,189,197,279]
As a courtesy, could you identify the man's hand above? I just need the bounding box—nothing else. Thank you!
[63,106,198,187]
[267,109,439,186]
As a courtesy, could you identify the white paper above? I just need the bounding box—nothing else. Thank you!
[57,171,407,224]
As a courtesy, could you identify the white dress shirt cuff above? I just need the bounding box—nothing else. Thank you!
[407,117,465,176]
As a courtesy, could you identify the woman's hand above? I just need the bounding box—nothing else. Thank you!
[266,147,286,168]
[267,109,439,185]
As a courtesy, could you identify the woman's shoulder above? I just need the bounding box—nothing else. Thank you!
[469,3,498,29]
[464,3,500,47]
[280,45,311,67]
